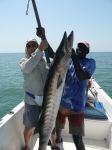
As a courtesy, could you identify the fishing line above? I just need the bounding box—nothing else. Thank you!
[26,0,30,15]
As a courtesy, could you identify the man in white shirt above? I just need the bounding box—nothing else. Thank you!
[20,38,49,150]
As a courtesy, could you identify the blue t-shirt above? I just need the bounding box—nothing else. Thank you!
[60,58,96,112]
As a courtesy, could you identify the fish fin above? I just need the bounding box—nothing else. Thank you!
[57,75,63,88]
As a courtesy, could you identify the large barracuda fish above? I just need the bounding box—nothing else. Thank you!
[38,31,74,150]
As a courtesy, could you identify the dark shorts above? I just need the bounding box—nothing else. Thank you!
[23,104,41,128]
[56,110,85,136]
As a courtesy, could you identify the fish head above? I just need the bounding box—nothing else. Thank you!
[53,31,74,73]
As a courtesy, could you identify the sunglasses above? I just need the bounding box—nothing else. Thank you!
[26,43,38,48]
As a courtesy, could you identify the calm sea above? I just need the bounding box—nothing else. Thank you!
[0,52,112,118]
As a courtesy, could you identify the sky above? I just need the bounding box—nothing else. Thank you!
[0,0,112,53]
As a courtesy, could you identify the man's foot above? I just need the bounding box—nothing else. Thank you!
[51,145,61,150]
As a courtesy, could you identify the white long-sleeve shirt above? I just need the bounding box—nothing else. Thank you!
[19,49,48,105]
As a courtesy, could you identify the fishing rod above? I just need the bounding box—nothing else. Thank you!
[31,0,51,64]
[31,0,41,28]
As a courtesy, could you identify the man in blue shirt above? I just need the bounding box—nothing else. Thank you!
[53,42,96,150]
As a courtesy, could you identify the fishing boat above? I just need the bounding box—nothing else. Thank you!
[0,78,112,150]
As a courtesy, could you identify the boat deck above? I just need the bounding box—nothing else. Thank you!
[31,134,109,150]
[0,79,112,150]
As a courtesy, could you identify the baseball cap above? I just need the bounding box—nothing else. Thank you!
[77,41,90,54]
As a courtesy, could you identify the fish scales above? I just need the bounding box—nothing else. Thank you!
[38,31,74,150]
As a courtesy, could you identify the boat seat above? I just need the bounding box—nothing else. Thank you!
[84,100,108,120]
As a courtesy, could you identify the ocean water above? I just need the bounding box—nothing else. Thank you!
[0,52,112,118]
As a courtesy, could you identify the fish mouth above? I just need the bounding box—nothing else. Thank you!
[67,30,74,48]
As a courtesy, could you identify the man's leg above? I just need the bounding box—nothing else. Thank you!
[72,135,85,150]
[24,127,34,150]
[68,113,85,150]
[55,128,63,143]
[50,128,62,150]
[23,104,41,150]
[55,110,66,143]
[50,128,57,146]
[49,110,66,150]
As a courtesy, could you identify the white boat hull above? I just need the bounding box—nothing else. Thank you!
[0,79,112,150]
